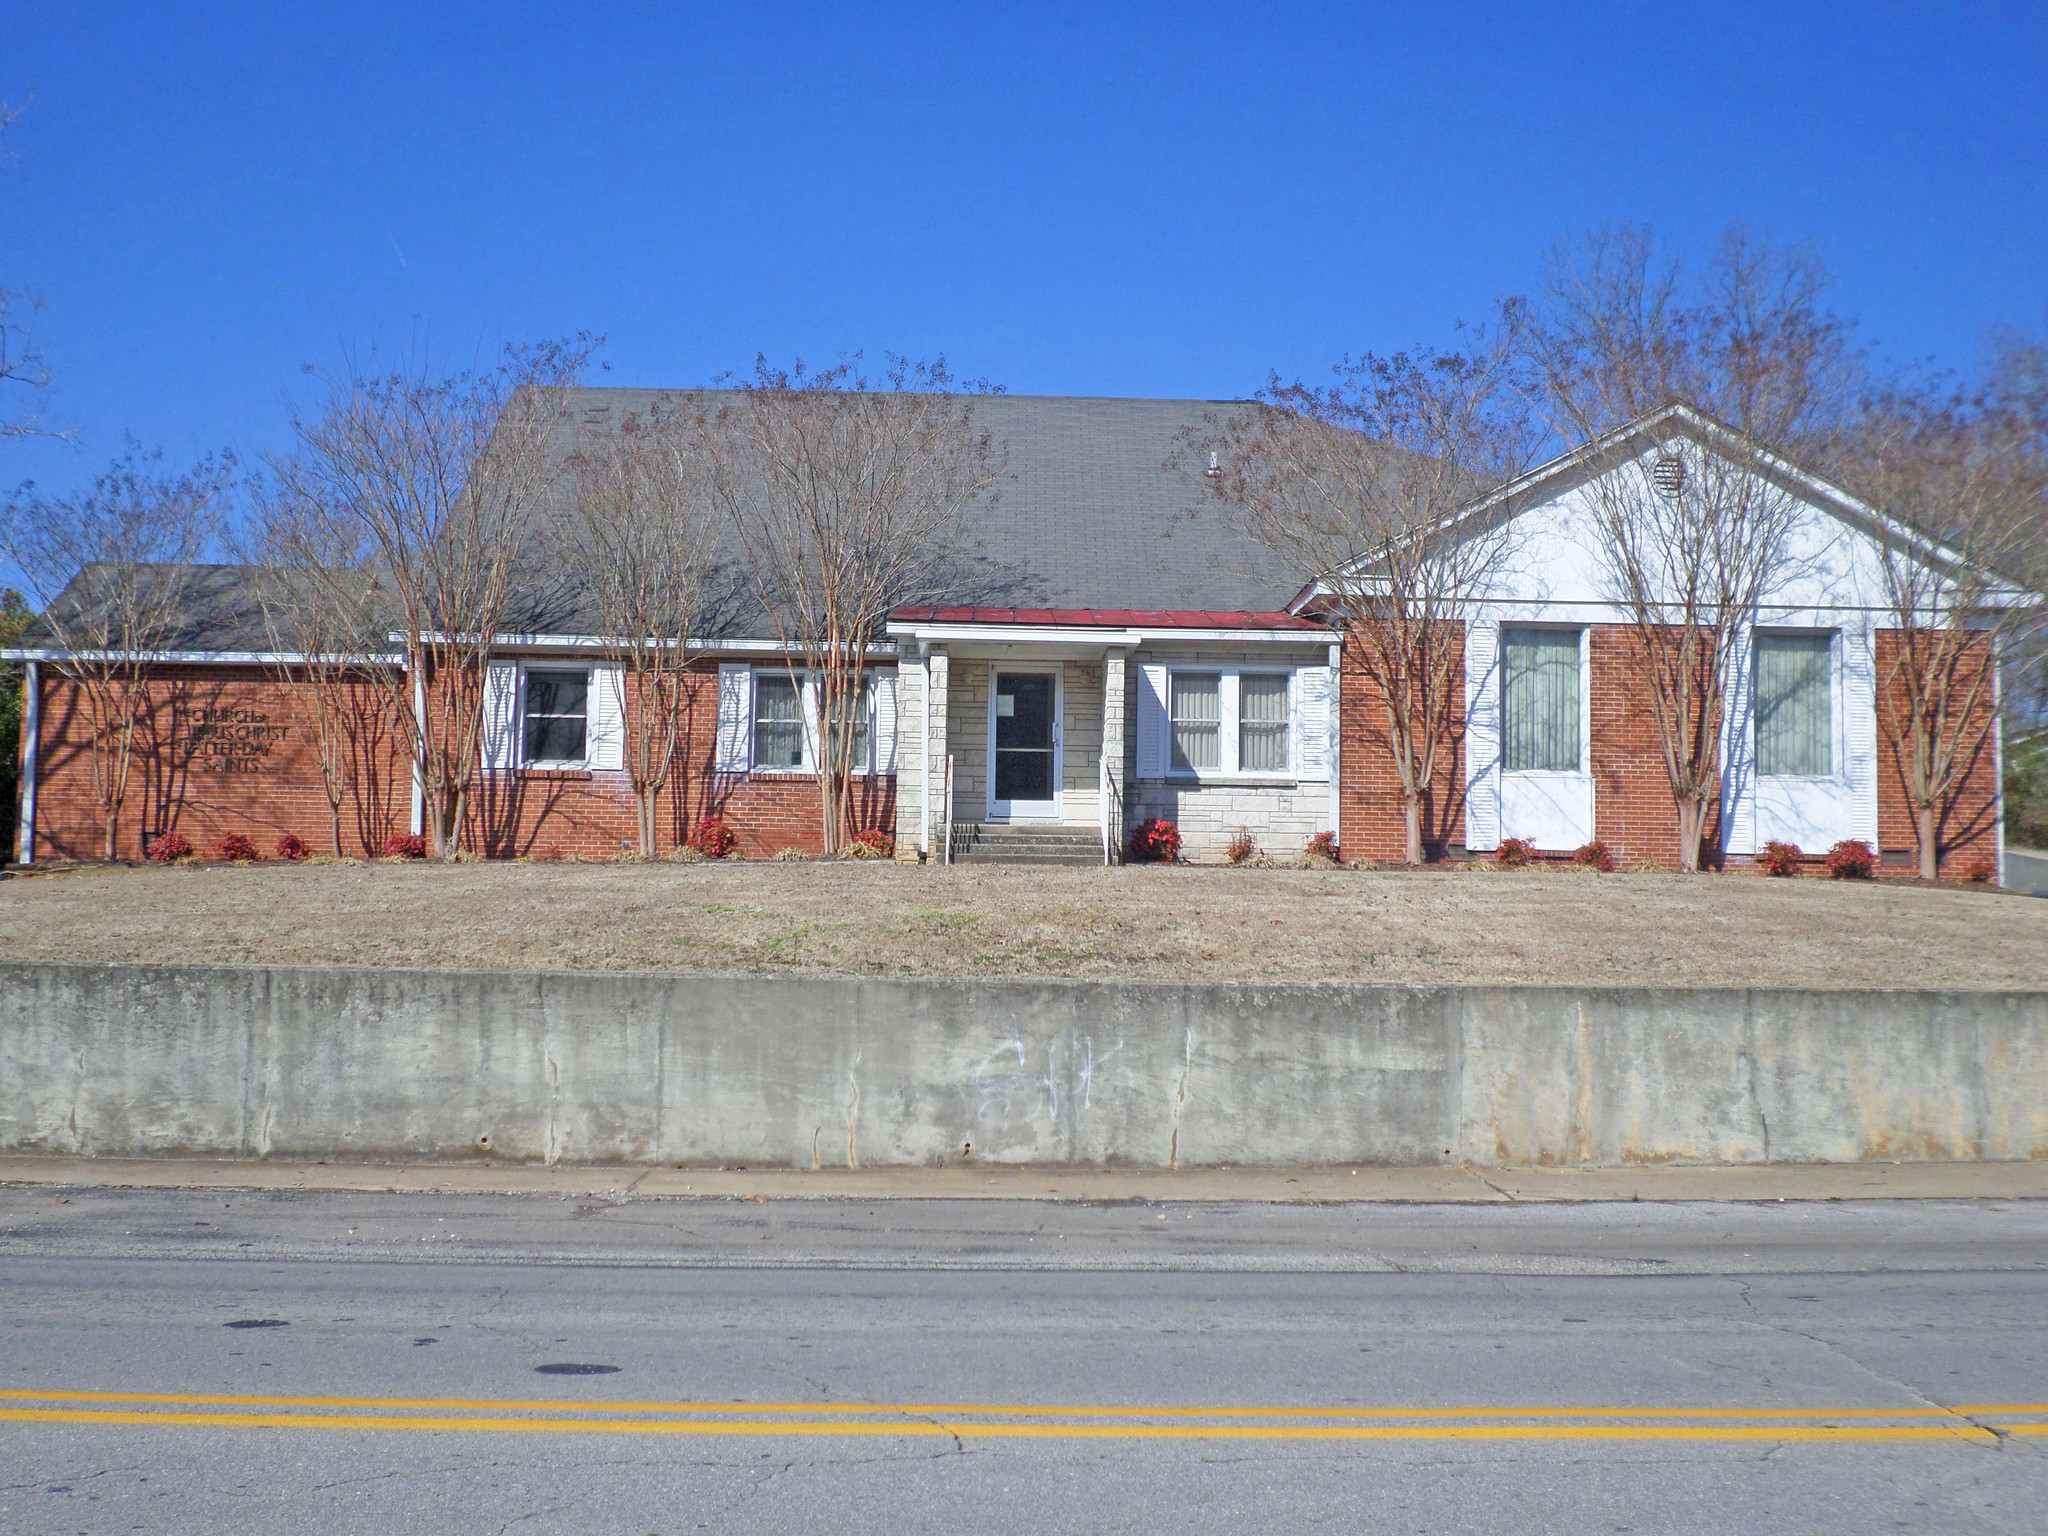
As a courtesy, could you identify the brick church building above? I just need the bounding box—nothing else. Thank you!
[8,394,2011,879]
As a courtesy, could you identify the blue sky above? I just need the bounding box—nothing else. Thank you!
[2,2,2043,505]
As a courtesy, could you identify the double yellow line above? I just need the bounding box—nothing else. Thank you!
[1,1389,2041,1444]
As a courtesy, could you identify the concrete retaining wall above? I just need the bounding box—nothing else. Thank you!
[2,963,2044,1167]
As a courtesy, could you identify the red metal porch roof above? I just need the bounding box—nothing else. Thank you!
[890,605,1326,631]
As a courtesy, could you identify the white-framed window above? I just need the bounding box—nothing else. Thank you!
[752,671,806,770]
[1755,631,1834,778]
[1165,667,1292,778]
[1169,672,1221,772]
[1500,627,1584,774]
[748,668,882,775]
[521,667,590,767]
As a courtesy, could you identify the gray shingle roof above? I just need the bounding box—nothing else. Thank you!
[17,564,296,655]
[14,395,1314,657]
[533,390,1302,618]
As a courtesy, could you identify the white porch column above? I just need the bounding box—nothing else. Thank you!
[1102,648,1128,864]
[924,645,949,858]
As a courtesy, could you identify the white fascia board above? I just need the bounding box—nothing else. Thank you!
[0,648,404,665]
[887,623,1324,647]
[888,623,1148,647]
[400,631,897,657]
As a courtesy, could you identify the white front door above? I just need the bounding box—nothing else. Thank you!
[988,667,1062,820]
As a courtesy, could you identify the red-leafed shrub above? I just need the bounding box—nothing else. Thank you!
[1965,858,1996,884]
[210,832,261,863]
[1572,840,1615,872]
[381,832,428,860]
[1495,836,1536,868]
[687,818,738,859]
[1225,827,1256,866]
[1305,831,1340,863]
[1824,839,1875,880]
[534,844,566,862]
[847,828,895,859]
[1128,818,1182,863]
[273,833,312,862]
[146,831,193,863]
[1757,840,1803,877]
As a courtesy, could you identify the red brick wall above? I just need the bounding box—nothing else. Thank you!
[27,660,897,862]
[1873,629,2000,877]
[28,665,409,861]
[463,662,896,860]
[1586,624,1724,868]
[1336,627,1467,861]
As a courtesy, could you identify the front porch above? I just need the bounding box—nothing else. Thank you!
[887,607,1341,866]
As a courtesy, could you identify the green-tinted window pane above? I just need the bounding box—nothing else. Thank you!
[1502,629,1581,773]
[1755,634,1832,777]
[754,673,805,769]
[1239,673,1289,773]
[1170,673,1220,772]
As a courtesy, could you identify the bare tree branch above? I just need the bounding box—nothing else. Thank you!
[262,338,599,858]
[560,405,729,857]
[1825,347,2046,877]
[1180,332,1540,864]
[701,354,1005,854]
[3,444,235,857]
[0,101,68,444]
[1509,225,1859,870]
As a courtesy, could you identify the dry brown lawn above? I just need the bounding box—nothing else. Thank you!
[2,858,2043,987]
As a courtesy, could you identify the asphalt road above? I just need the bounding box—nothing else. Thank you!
[2,1187,2044,1534]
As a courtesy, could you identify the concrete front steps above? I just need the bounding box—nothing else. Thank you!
[950,823,1105,866]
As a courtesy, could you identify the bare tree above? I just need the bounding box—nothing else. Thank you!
[1184,335,1540,865]
[1831,350,2046,877]
[4,445,234,857]
[1,101,65,444]
[562,407,727,857]
[702,356,1004,854]
[236,503,393,857]
[264,339,597,859]
[1510,225,1857,870]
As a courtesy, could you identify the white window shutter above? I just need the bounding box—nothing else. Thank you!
[1843,623,1878,842]
[1290,666,1332,779]
[1134,663,1169,778]
[1719,626,1756,855]
[800,672,821,773]
[481,661,521,770]
[873,668,898,775]
[586,664,625,771]
[1464,621,1500,850]
[715,663,752,773]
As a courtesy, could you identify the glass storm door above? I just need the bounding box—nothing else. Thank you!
[990,670,1060,820]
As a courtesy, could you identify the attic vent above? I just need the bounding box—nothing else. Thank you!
[1205,451,1222,480]
[1651,455,1686,497]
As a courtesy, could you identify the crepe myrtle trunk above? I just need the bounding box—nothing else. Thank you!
[1916,803,1939,882]
[1675,797,1708,874]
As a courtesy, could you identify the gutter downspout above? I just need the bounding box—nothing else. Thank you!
[1327,640,1342,847]
[15,660,37,866]
[410,667,427,839]
[1993,634,2006,890]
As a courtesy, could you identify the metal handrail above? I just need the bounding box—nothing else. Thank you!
[943,754,955,865]
[1099,753,1110,865]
